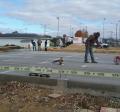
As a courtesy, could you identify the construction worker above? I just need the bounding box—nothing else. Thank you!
[84,32,100,63]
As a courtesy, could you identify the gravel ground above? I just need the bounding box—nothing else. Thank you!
[0,81,120,112]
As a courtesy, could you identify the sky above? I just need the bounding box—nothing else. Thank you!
[0,0,120,38]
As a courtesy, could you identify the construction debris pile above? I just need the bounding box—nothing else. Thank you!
[0,81,120,112]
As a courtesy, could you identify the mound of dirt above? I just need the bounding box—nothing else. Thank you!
[0,45,23,52]
[0,81,119,112]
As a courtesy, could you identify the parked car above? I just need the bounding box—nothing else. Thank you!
[100,43,109,48]
[94,43,109,48]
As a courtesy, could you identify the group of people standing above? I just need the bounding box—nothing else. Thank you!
[31,39,48,51]
[29,32,101,63]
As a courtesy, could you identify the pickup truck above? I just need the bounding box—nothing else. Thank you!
[94,43,109,48]
[100,43,109,48]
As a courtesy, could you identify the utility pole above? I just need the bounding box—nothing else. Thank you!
[40,24,47,35]
[118,20,120,41]
[57,17,60,37]
[110,31,113,38]
[115,23,118,46]
[103,18,106,42]
[69,24,72,37]
[44,24,46,35]
[71,27,74,37]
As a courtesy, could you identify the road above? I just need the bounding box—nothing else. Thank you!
[0,49,120,87]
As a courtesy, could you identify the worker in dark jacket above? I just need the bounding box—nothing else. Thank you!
[84,32,100,63]
[31,39,36,51]
[45,40,48,51]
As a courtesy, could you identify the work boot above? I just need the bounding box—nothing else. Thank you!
[91,61,98,63]
[84,61,89,63]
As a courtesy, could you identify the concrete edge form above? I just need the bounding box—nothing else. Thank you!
[0,74,120,97]
[0,74,57,86]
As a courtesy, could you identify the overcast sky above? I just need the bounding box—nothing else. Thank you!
[0,0,120,38]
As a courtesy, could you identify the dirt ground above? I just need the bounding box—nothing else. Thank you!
[0,45,22,52]
[0,44,120,54]
[48,44,120,53]
[0,81,120,112]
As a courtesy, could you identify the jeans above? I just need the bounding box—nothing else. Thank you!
[33,46,36,51]
[38,45,41,51]
[84,45,95,62]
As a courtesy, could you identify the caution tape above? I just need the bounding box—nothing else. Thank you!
[0,66,120,78]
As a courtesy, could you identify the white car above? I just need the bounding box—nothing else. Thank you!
[101,43,109,48]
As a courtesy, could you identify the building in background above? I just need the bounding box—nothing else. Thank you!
[73,29,88,44]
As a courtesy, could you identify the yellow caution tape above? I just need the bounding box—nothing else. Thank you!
[0,66,120,78]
